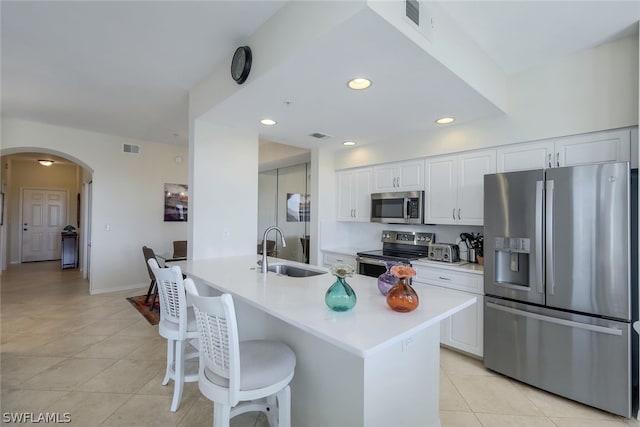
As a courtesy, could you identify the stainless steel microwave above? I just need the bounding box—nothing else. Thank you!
[370,191,424,224]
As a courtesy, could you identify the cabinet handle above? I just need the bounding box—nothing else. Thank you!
[452,209,456,220]
[352,209,355,218]
[548,153,552,168]
[438,276,451,280]
[556,152,560,167]
[458,208,461,220]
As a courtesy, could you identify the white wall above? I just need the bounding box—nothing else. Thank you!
[334,35,639,170]
[1,118,188,293]
[189,120,258,259]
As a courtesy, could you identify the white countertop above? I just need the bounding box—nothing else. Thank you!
[180,255,476,358]
[413,258,485,275]
[321,247,372,257]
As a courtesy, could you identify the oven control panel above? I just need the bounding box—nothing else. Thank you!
[381,230,434,246]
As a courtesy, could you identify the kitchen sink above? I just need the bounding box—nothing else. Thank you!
[267,264,326,278]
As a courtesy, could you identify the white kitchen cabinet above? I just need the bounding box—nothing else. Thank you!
[414,263,484,357]
[337,168,371,222]
[373,160,424,192]
[322,251,357,270]
[425,150,496,225]
[440,288,483,357]
[497,129,631,172]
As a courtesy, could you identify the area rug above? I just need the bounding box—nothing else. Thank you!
[126,295,160,325]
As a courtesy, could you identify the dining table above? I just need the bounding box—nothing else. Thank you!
[155,253,187,265]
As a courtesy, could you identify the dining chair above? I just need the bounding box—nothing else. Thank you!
[257,239,276,256]
[173,240,187,258]
[185,287,296,427]
[147,258,199,412]
[142,246,160,308]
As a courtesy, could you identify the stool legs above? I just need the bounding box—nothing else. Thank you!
[213,402,231,427]
[170,340,186,412]
[163,339,174,386]
[276,385,291,427]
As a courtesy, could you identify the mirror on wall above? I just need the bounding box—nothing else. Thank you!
[258,163,310,263]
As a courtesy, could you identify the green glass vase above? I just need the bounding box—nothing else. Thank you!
[325,277,357,312]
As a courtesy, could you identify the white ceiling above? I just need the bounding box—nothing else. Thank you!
[2,1,638,150]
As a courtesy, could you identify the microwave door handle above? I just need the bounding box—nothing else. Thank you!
[405,198,410,220]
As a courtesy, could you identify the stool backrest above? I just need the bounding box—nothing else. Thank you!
[148,258,188,334]
[142,246,157,281]
[187,291,241,405]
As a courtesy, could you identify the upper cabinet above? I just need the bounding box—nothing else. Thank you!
[497,129,631,173]
[372,160,424,192]
[425,150,496,226]
[337,168,372,222]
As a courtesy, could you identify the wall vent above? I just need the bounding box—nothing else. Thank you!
[123,144,140,154]
[406,0,419,26]
[309,132,331,139]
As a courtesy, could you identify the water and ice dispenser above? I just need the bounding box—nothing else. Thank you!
[494,237,531,288]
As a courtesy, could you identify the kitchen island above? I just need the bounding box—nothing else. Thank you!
[179,255,476,427]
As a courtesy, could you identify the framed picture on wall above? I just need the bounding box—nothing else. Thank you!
[286,193,310,222]
[164,183,188,222]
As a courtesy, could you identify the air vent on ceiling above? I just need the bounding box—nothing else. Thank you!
[406,0,419,26]
[309,132,331,140]
[123,144,140,154]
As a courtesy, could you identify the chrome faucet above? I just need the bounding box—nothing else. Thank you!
[261,226,286,273]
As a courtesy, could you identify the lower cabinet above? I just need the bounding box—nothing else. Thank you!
[439,288,483,357]
[414,263,483,357]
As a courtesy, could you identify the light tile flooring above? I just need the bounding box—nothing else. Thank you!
[1,261,639,427]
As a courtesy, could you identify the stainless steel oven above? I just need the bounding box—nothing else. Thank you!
[356,230,434,278]
[356,256,391,278]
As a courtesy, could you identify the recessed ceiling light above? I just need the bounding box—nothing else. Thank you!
[343,141,356,146]
[436,117,455,125]
[260,119,277,126]
[38,160,54,166]
[347,78,371,90]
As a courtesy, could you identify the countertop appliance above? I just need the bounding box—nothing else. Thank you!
[370,191,424,224]
[427,243,460,263]
[483,162,638,418]
[356,230,434,277]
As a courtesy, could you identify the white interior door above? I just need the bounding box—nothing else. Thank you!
[22,189,67,262]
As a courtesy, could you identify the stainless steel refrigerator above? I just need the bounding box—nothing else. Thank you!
[483,162,638,417]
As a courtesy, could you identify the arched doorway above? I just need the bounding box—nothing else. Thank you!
[0,149,93,283]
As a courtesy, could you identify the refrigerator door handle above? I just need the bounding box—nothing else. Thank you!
[535,181,544,294]
[486,302,623,336]
[545,179,555,295]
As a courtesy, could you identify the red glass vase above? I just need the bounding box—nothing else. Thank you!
[386,277,419,312]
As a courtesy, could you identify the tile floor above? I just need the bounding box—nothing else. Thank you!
[1,261,639,426]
